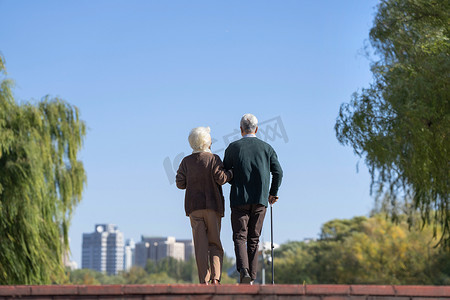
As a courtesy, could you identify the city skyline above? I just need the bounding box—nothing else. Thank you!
[81,224,194,273]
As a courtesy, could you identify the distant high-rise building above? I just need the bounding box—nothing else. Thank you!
[123,239,135,271]
[82,224,124,275]
[178,239,195,261]
[157,240,185,261]
[134,236,186,267]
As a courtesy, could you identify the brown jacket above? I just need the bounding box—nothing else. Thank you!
[176,152,232,217]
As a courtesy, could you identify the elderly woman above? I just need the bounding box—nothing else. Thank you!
[176,127,232,285]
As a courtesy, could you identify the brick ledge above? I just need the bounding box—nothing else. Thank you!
[0,284,449,298]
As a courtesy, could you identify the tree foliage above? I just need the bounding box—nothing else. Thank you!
[0,55,86,284]
[145,256,196,283]
[67,268,126,285]
[271,215,450,285]
[66,255,237,284]
[335,0,450,246]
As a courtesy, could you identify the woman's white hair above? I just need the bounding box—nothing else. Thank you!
[188,126,212,152]
[240,113,258,134]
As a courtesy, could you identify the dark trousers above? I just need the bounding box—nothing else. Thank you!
[231,204,267,280]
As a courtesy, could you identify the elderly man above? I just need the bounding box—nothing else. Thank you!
[224,114,283,284]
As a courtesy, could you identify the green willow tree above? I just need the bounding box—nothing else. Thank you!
[0,55,86,284]
[335,0,449,245]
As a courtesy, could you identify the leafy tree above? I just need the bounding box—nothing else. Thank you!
[98,273,127,285]
[320,216,367,241]
[335,0,449,245]
[431,248,450,285]
[345,215,436,284]
[67,269,126,285]
[156,257,184,280]
[65,254,238,285]
[145,257,190,283]
[146,272,178,284]
[145,255,237,283]
[66,269,102,285]
[179,257,197,283]
[0,55,86,284]
[123,266,153,284]
[273,215,450,284]
[145,259,158,274]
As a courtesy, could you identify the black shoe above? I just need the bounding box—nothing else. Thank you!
[240,268,252,284]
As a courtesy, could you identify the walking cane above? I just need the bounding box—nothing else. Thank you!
[270,203,275,284]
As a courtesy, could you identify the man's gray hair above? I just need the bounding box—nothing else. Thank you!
[240,113,258,134]
[188,126,211,151]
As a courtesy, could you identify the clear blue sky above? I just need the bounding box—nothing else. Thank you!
[0,0,380,267]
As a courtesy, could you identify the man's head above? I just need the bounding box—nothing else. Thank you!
[240,113,258,135]
[188,126,212,152]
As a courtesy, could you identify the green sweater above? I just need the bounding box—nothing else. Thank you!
[223,137,283,207]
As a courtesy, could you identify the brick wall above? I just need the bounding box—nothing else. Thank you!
[0,284,449,299]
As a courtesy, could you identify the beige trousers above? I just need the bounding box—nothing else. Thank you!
[189,209,224,283]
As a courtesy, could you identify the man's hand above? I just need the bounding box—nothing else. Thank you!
[268,195,278,205]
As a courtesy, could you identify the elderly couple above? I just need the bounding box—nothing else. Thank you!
[176,113,283,285]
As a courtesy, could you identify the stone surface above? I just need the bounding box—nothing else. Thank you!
[0,284,448,299]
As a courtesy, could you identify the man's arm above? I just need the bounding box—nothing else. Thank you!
[223,146,232,170]
[269,149,283,197]
[223,146,234,184]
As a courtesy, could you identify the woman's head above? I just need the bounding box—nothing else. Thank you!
[188,126,212,152]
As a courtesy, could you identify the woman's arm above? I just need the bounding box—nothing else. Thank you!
[176,160,187,189]
[213,155,233,185]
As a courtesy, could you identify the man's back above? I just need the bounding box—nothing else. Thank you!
[224,137,283,207]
